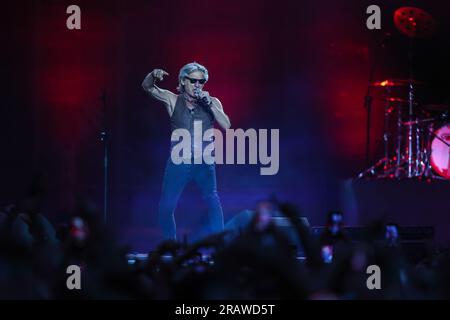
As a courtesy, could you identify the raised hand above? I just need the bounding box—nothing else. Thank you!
[151,68,169,81]
[142,68,169,91]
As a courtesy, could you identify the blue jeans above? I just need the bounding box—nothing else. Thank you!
[158,158,224,240]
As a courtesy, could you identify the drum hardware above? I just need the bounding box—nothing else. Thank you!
[358,7,446,180]
[357,78,426,179]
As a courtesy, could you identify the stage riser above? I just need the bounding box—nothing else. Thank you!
[340,179,450,246]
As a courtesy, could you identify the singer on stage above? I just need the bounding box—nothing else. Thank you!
[142,62,231,240]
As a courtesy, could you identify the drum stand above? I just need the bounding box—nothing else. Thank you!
[358,39,423,179]
[363,81,425,179]
[357,88,397,179]
[395,81,423,178]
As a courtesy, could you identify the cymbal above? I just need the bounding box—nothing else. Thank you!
[376,97,419,105]
[386,97,410,104]
[394,7,436,38]
[370,79,426,87]
[403,118,437,126]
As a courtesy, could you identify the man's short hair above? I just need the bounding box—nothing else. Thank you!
[177,62,209,92]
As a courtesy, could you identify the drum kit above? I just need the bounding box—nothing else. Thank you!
[358,7,450,180]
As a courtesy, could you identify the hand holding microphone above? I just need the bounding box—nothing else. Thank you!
[194,88,212,106]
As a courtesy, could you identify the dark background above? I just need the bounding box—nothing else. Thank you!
[1,0,449,249]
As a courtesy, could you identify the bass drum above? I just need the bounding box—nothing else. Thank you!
[430,123,450,179]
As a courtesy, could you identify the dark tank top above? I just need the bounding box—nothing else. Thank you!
[170,94,215,160]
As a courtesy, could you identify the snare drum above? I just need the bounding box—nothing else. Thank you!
[430,123,450,179]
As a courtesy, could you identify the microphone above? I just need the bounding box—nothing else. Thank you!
[194,88,212,106]
[194,88,201,99]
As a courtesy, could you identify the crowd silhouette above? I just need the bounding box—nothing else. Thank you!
[1,175,449,300]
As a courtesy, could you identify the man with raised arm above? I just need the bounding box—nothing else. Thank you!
[142,62,231,240]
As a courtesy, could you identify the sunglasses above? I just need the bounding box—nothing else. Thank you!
[185,76,206,85]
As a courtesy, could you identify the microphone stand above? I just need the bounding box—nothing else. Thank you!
[100,89,109,225]
[364,73,374,167]
[358,36,377,178]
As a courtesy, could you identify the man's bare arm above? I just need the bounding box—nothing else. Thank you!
[142,69,177,116]
[210,97,231,130]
